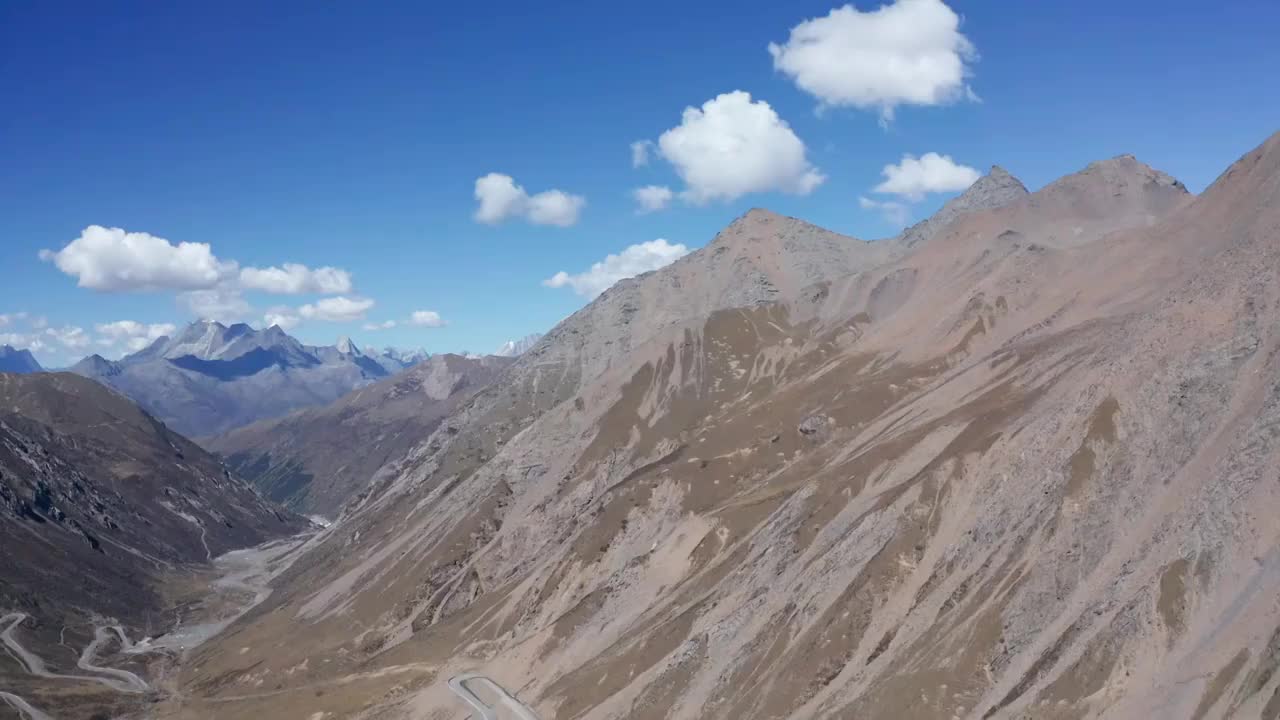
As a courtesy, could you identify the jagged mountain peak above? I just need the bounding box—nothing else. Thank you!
[1019,152,1191,230]
[968,164,1029,200]
[716,207,841,245]
[896,165,1030,247]
[0,344,42,373]
[335,336,361,356]
[1072,153,1188,193]
[494,333,542,357]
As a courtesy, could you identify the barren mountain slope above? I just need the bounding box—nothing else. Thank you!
[207,353,515,516]
[0,372,305,718]
[171,133,1280,720]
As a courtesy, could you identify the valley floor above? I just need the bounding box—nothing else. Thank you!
[0,531,314,720]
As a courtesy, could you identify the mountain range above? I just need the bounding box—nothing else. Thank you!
[68,321,419,437]
[5,131,1280,720]
[164,131,1280,720]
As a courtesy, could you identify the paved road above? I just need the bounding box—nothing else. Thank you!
[447,673,540,720]
[0,691,53,720]
[77,624,149,692]
[1,612,149,693]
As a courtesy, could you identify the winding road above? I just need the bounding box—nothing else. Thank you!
[0,691,53,720]
[2,612,149,694]
[0,532,316,717]
[447,673,540,720]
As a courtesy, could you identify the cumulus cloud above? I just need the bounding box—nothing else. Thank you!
[526,190,586,227]
[44,325,91,351]
[408,311,446,328]
[95,320,177,352]
[543,239,690,298]
[40,225,237,292]
[859,196,911,228]
[653,91,824,204]
[262,307,302,331]
[298,296,375,322]
[178,288,253,322]
[631,140,655,167]
[40,226,362,336]
[363,320,397,331]
[873,152,980,201]
[769,0,977,123]
[0,333,45,352]
[239,263,353,295]
[633,185,674,214]
[473,173,586,227]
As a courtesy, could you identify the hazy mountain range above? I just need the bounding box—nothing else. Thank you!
[66,321,422,437]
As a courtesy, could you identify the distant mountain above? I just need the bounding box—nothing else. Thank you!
[0,344,42,373]
[494,333,542,357]
[206,353,514,515]
[0,372,305,711]
[69,321,404,437]
[367,346,430,373]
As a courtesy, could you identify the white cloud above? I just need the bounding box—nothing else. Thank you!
[44,325,91,351]
[40,225,237,292]
[298,296,375,322]
[631,140,655,167]
[473,173,586,227]
[178,288,253,322]
[543,239,690,298]
[0,332,44,352]
[363,320,397,331]
[262,307,302,331]
[0,316,49,354]
[239,263,353,295]
[859,196,911,227]
[633,185,674,214]
[526,190,586,227]
[653,91,824,204]
[95,320,177,352]
[769,0,977,123]
[873,152,979,200]
[408,310,446,328]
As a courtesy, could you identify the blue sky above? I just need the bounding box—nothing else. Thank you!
[2,0,1278,366]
